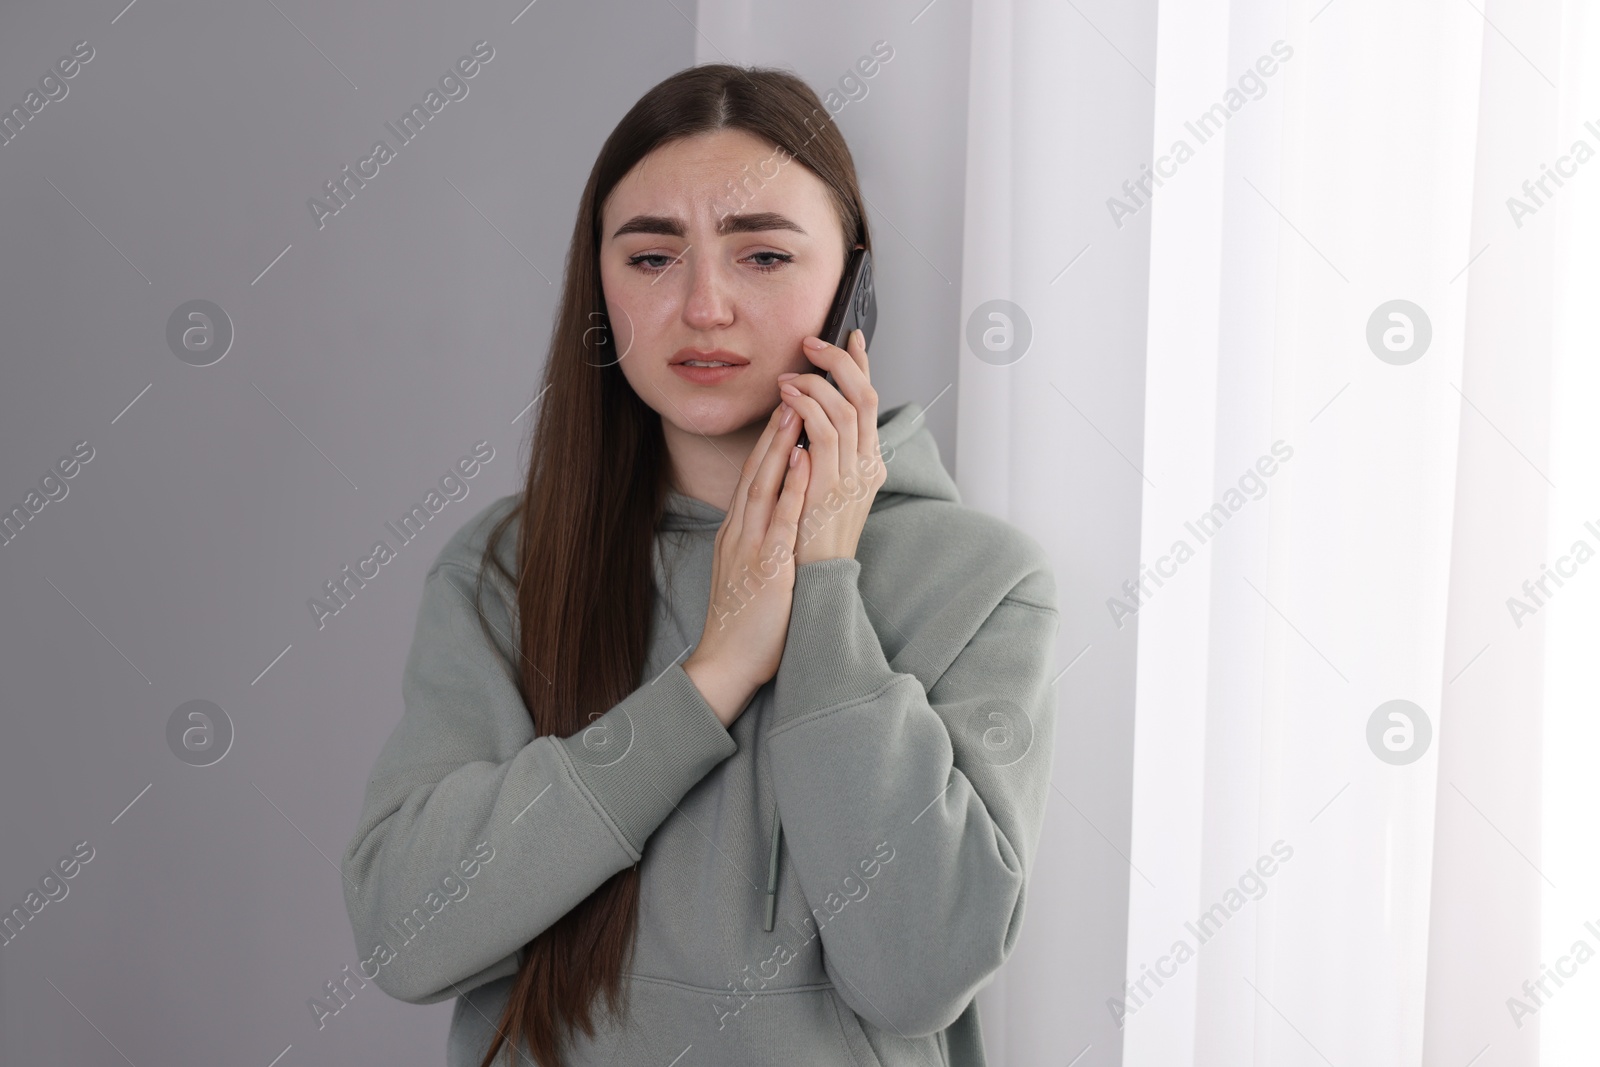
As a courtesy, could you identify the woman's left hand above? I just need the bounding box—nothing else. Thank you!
[778,327,889,565]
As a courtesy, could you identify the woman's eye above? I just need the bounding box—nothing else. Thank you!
[626,253,676,273]
[746,251,794,272]
[625,251,794,274]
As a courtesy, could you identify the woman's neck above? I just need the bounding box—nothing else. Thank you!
[662,416,769,513]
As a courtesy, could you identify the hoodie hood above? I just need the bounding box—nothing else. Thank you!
[660,400,960,530]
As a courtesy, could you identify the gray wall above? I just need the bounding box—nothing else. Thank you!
[0,3,701,1062]
[0,1,1145,1064]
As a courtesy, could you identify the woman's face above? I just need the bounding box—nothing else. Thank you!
[599,127,851,439]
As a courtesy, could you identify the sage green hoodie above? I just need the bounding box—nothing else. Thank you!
[340,400,1061,1066]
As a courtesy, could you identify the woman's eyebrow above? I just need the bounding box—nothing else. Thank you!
[610,212,808,239]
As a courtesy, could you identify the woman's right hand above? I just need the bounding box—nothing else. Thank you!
[683,400,811,728]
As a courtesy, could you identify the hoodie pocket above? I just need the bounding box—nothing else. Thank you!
[827,988,886,1067]
[828,993,954,1067]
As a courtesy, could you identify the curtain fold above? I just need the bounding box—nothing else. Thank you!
[1422,3,1563,1064]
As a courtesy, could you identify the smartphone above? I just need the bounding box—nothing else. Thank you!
[796,245,877,450]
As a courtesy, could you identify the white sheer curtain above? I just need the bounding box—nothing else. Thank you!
[1115,2,1599,1066]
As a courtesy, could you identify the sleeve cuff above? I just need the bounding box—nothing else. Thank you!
[555,661,738,855]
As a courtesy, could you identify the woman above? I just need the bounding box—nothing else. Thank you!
[340,63,1061,1067]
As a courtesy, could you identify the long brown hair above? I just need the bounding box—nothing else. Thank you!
[468,63,869,1067]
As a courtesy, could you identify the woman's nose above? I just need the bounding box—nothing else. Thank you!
[680,257,735,331]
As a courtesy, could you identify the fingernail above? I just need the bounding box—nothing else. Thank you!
[803,336,828,349]
[790,445,801,467]
[781,383,801,396]
[779,405,794,427]
[777,372,799,381]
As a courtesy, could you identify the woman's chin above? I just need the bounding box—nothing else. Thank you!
[667,394,775,438]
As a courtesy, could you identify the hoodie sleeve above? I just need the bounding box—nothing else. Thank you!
[766,553,1060,1037]
[340,560,739,1006]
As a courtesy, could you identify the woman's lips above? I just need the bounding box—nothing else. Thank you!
[670,363,747,385]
